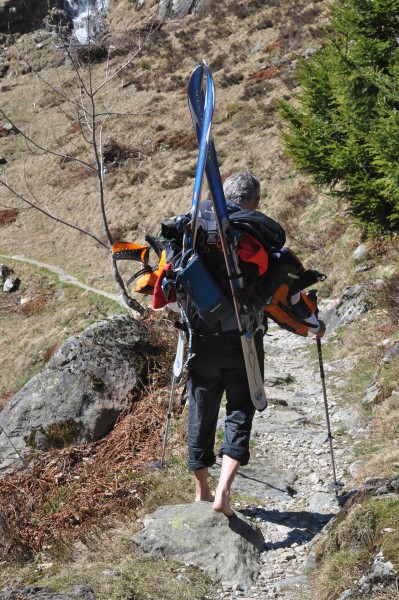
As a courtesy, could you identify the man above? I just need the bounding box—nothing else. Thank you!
[187,171,325,517]
[185,172,259,515]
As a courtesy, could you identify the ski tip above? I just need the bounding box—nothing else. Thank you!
[256,400,268,413]
[254,389,267,412]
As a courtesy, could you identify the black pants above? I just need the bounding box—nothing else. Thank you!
[187,330,264,471]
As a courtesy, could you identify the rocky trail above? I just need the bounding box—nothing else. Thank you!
[209,322,356,599]
[135,313,365,600]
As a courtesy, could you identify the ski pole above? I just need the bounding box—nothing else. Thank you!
[316,337,341,493]
[160,373,177,467]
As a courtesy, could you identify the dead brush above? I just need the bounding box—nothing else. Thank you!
[57,162,97,189]
[158,132,197,152]
[0,392,14,411]
[263,38,283,54]
[20,294,48,316]
[248,66,281,82]
[43,342,61,363]
[0,208,18,226]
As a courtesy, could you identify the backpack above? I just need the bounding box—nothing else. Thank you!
[112,206,326,336]
[260,248,326,336]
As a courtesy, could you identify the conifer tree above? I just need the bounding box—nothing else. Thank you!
[279,0,399,234]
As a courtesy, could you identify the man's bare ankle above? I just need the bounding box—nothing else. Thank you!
[213,490,233,517]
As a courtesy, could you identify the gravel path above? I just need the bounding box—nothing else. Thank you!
[214,323,355,600]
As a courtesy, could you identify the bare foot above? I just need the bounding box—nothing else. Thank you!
[195,492,215,502]
[213,489,234,517]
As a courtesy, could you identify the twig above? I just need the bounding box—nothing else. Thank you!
[0,177,108,249]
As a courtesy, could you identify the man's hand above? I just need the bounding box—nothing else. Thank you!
[312,320,326,340]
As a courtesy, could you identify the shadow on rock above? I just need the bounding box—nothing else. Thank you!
[240,507,335,550]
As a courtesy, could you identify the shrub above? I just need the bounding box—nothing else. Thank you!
[279,0,399,234]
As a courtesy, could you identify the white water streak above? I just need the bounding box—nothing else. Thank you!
[63,0,109,43]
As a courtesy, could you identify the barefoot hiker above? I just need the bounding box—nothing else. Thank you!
[187,172,270,517]
[128,168,326,517]
[186,172,326,516]
[115,68,326,516]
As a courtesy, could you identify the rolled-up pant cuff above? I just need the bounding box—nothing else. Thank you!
[218,444,250,466]
[188,455,216,471]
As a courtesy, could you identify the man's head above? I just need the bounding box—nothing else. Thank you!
[223,170,261,209]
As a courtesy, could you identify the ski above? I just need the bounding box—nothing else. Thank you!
[187,62,267,412]
[161,64,216,465]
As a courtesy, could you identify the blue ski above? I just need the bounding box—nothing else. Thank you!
[161,64,218,465]
[187,62,267,412]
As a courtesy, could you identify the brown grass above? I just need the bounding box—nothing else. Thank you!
[19,294,48,316]
[248,66,281,82]
[0,208,19,226]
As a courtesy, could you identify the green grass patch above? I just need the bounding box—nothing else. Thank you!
[314,549,368,600]
[313,496,399,598]
[0,531,213,600]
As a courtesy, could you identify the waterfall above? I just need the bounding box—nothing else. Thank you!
[63,0,109,43]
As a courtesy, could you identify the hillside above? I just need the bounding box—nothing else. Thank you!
[0,1,398,599]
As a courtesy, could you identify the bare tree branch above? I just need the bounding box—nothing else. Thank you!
[0,108,96,171]
[0,177,108,249]
[93,21,160,95]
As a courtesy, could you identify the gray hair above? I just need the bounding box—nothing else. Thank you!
[223,171,261,208]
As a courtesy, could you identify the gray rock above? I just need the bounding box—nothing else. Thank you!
[361,380,382,406]
[348,460,364,478]
[307,491,340,514]
[355,264,373,273]
[73,586,97,600]
[159,0,205,20]
[352,244,368,262]
[331,406,363,432]
[322,286,370,336]
[0,315,148,472]
[264,368,293,387]
[3,276,20,292]
[3,122,18,133]
[275,575,306,589]
[132,502,264,591]
[381,340,399,364]
[324,356,359,373]
[336,551,396,599]
[210,460,296,501]
[0,263,11,282]
[301,46,320,58]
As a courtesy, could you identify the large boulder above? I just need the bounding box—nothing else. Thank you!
[133,501,265,592]
[0,315,148,473]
